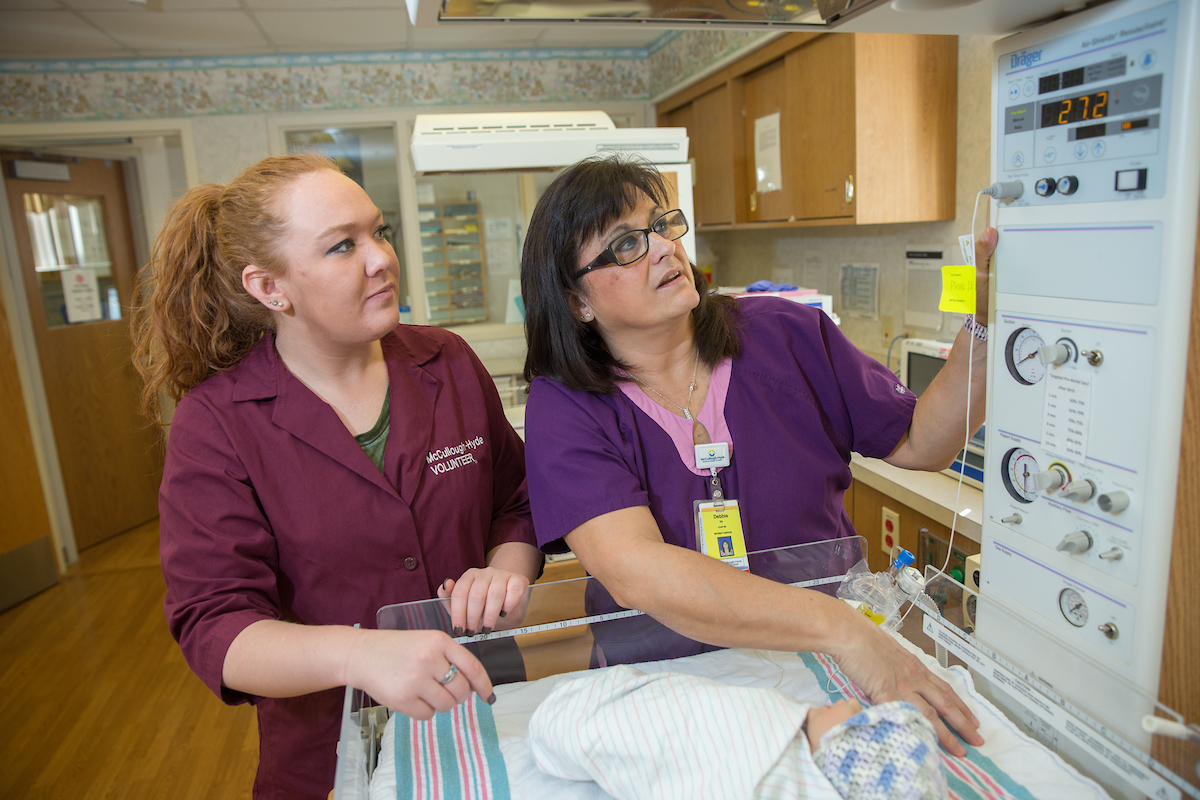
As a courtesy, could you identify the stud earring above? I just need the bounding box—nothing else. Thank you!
[269,300,283,307]
[580,310,592,322]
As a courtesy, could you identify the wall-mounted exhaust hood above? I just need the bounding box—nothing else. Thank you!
[404,0,1091,36]
[410,110,688,173]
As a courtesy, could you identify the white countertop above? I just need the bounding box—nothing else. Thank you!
[849,453,983,543]
[505,404,981,542]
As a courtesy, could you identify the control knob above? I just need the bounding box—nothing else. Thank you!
[1034,467,1068,492]
[1056,531,1094,554]
[1098,622,1119,640]
[1098,491,1129,513]
[1061,479,1096,502]
[1099,548,1124,561]
[1057,175,1080,195]
[1035,178,1057,197]
[1038,343,1072,365]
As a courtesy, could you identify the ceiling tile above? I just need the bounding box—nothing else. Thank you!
[0,0,66,10]
[79,10,271,53]
[0,11,129,57]
[254,9,409,48]
[61,0,240,10]
[245,0,404,8]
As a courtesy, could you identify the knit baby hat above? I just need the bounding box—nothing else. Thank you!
[811,700,948,800]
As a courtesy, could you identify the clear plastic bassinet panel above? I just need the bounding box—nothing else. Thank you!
[333,535,866,799]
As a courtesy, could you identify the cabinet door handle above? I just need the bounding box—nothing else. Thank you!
[845,175,855,204]
[750,191,757,213]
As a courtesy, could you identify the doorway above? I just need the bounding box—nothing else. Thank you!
[2,151,163,551]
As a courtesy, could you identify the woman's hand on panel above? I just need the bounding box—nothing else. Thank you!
[832,614,982,756]
[343,629,494,720]
[974,225,998,319]
[439,567,531,636]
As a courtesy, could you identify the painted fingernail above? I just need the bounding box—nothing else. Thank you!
[464,629,474,637]
[487,693,496,705]
[499,610,507,618]
[442,579,450,590]
[452,626,463,637]
[481,627,492,635]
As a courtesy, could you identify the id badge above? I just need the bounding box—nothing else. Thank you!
[694,499,749,571]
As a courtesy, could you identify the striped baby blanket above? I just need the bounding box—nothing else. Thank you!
[364,644,1109,800]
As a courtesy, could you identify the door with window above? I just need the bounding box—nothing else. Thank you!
[2,151,162,551]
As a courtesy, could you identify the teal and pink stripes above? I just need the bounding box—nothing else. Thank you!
[392,696,510,800]
[801,652,1038,800]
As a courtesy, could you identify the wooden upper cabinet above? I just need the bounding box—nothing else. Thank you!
[786,34,858,221]
[742,58,792,223]
[657,32,958,228]
[664,84,738,226]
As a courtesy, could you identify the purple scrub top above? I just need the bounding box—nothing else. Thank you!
[524,298,915,663]
[160,325,534,800]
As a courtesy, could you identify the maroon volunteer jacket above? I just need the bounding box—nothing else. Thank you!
[159,324,534,800]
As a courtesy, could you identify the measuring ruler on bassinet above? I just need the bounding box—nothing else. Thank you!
[923,611,1195,800]
[449,574,845,646]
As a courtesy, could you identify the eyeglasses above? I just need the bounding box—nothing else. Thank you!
[573,209,689,280]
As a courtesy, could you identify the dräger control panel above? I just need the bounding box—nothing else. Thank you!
[982,0,1197,718]
[997,2,1176,205]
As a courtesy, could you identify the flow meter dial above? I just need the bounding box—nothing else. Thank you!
[1005,327,1047,385]
[1001,447,1040,503]
[1059,588,1088,627]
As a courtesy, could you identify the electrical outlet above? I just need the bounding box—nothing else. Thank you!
[881,507,900,556]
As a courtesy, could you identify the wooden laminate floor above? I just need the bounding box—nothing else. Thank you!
[0,519,259,799]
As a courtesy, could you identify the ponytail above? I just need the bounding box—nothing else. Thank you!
[131,153,337,426]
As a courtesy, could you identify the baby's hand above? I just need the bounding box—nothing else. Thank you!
[805,698,862,751]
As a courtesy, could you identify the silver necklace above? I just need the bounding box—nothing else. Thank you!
[627,348,711,445]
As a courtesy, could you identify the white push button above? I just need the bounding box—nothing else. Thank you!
[1115,169,1147,191]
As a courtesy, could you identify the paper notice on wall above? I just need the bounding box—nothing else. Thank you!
[61,268,103,323]
[486,240,516,276]
[416,182,436,205]
[485,217,513,240]
[839,263,879,319]
[1042,370,1093,462]
[904,247,944,329]
[802,253,829,294]
[753,112,783,194]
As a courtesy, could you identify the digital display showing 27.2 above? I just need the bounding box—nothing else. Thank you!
[1040,90,1109,127]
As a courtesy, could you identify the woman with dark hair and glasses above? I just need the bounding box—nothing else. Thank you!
[521,155,997,757]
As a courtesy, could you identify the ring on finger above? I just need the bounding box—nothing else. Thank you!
[440,665,459,685]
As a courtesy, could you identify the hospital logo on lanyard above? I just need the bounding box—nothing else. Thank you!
[427,435,485,476]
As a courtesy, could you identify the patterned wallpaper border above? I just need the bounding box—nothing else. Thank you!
[647,29,771,98]
[0,30,770,123]
[0,47,652,75]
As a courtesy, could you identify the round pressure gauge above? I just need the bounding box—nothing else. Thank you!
[1005,327,1047,385]
[1000,447,1040,503]
[1059,588,1089,627]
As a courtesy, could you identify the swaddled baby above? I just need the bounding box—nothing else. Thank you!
[528,665,946,800]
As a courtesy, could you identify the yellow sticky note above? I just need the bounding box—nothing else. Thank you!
[939,265,976,314]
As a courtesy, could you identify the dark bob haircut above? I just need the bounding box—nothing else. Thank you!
[521,155,741,393]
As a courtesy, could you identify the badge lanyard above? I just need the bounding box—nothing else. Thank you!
[693,441,749,571]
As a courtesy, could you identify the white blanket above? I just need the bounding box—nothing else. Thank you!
[365,640,1111,800]
[527,664,841,800]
